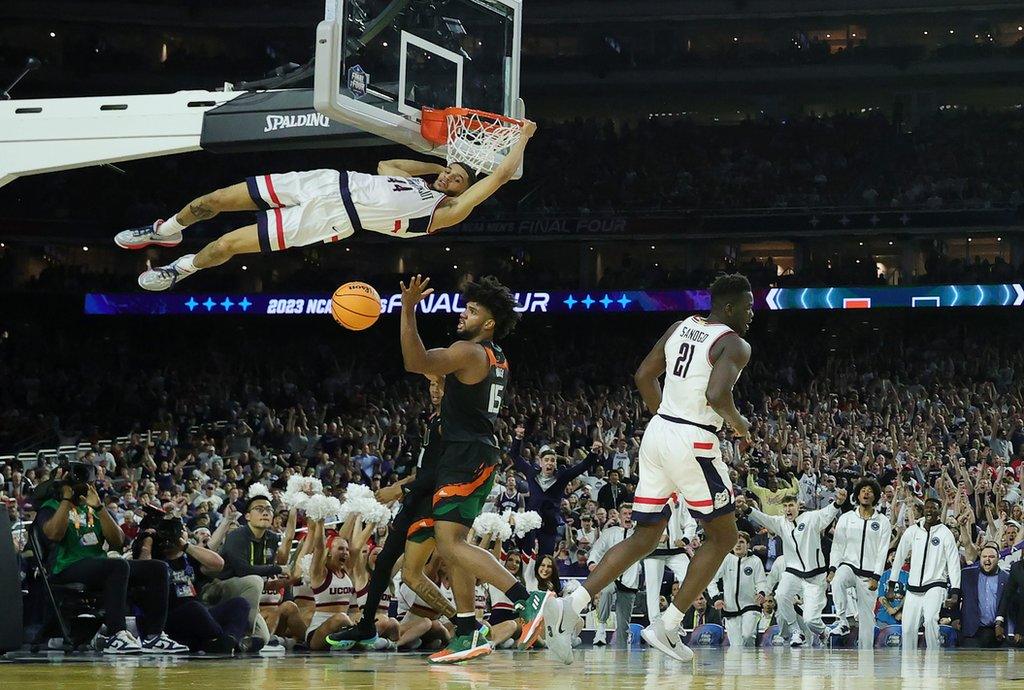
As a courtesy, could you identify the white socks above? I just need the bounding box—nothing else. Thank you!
[660,604,685,630]
[158,216,185,236]
[570,586,592,616]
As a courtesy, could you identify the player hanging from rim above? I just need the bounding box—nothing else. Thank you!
[541,273,755,664]
[399,274,551,664]
[114,121,536,290]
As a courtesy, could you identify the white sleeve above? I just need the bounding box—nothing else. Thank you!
[748,507,785,536]
[893,528,913,573]
[810,503,841,533]
[680,507,698,542]
[589,528,613,566]
[707,558,727,599]
[753,558,767,595]
[830,513,850,570]
[946,531,962,591]
[872,514,892,578]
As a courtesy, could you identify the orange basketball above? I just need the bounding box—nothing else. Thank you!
[331,282,381,331]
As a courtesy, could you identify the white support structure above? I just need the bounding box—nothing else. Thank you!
[0,89,243,189]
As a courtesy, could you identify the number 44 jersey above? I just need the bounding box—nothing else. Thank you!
[350,171,448,237]
[659,316,741,430]
[441,341,508,448]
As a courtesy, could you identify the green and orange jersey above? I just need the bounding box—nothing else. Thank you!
[440,340,508,448]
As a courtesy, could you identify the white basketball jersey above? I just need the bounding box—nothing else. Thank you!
[347,171,447,237]
[312,569,354,609]
[658,315,740,428]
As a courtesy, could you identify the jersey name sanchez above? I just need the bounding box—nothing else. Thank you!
[658,316,739,429]
[348,171,447,237]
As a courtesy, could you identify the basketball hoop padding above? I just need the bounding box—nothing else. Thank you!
[420,107,522,175]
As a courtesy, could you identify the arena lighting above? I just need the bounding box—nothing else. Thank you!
[84,284,1024,316]
[49,32,55,38]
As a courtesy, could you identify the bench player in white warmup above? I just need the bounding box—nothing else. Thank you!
[541,273,754,664]
[827,478,892,649]
[114,121,536,290]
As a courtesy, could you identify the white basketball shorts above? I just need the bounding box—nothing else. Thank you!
[631,414,735,523]
[246,169,355,251]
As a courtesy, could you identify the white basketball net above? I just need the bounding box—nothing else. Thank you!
[446,111,522,175]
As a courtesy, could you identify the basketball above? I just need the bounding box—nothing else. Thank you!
[331,282,381,330]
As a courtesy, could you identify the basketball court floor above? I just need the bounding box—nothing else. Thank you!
[3,647,1021,690]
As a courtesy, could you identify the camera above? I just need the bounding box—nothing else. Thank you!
[31,460,97,507]
[134,505,185,558]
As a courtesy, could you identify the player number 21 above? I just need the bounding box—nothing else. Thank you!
[488,383,505,413]
[672,343,695,378]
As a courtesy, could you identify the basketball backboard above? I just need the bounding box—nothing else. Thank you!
[314,0,523,169]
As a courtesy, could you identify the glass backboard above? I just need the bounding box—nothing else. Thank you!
[314,0,522,170]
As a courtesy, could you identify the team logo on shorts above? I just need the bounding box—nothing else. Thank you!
[930,537,940,546]
[713,491,730,509]
[743,566,753,576]
[870,522,880,531]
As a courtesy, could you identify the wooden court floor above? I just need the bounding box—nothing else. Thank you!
[2,647,1022,690]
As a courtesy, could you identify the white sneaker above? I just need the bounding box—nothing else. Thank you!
[640,618,693,662]
[789,631,805,647]
[141,632,189,654]
[259,637,286,657]
[115,220,183,250]
[542,596,580,665]
[138,254,197,291]
[102,630,142,655]
[828,621,851,637]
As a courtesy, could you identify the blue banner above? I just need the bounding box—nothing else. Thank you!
[83,284,1024,316]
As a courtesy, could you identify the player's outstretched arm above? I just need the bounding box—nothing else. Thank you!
[399,275,487,380]
[431,120,537,231]
[377,159,446,177]
[707,335,752,437]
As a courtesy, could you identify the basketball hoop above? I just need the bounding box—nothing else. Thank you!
[420,107,523,175]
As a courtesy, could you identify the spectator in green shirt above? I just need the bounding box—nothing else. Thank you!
[746,472,799,517]
[37,465,188,654]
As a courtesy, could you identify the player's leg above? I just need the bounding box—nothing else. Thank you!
[922,589,943,648]
[136,223,262,291]
[667,553,691,584]
[801,576,828,638]
[900,592,923,651]
[828,565,855,634]
[642,558,665,622]
[613,590,636,648]
[402,539,456,620]
[308,612,354,651]
[854,578,877,649]
[429,520,495,663]
[115,182,260,250]
[397,613,433,648]
[775,572,802,642]
[741,610,759,647]
[724,614,741,647]
[594,584,614,644]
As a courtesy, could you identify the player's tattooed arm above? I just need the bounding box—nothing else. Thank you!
[409,577,457,619]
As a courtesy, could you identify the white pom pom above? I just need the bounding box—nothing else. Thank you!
[283,474,324,509]
[304,494,343,522]
[345,483,374,502]
[513,511,542,538]
[473,512,512,542]
[362,499,392,525]
[247,482,272,501]
[299,553,314,584]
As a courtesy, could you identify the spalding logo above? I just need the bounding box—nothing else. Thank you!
[743,566,754,576]
[871,522,880,531]
[931,537,940,546]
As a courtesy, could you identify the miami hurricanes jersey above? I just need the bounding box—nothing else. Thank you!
[658,316,740,429]
[347,171,447,237]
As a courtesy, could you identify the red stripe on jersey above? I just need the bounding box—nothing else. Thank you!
[393,219,402,233]
[707,329,739,366]
[263,175,282,206]
[272,207,285,250]
[694,442,715,450]
[633,496,669,505]
[686,498,714,507]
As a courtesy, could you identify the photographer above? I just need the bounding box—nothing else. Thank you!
[134,511,254,653]
[37,463,188,654]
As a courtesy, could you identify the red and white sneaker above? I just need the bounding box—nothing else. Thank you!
[115,220,182,250]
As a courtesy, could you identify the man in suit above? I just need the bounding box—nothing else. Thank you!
[682,592,724,630]
[998,552,1024,647]
[961,544,1009,647]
